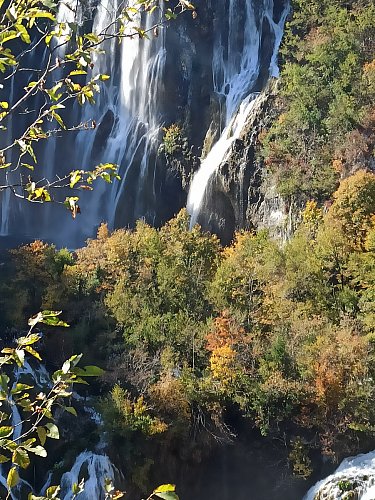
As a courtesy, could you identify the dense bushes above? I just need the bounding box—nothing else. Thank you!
[262,0,375,200]
[1,172,374,480]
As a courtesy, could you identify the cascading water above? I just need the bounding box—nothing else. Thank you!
[1,0,290,247]
[0,357,116,499]
[59,451,115,500]
[0,361,51,499]
[52,0,168,245]
[187,0,290,227]
[304,451,375,500]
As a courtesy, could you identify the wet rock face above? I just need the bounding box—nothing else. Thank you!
[184,0,294,244]
[193,78,298,244]
[151,0,294,245]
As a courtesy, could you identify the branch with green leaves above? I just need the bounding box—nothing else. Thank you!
[0,310,104,498]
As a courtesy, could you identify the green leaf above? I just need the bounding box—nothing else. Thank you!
[28,445,47,457]
[40,310,69,327]
[0,438,17,451]
[46,485,61,498]
[154,493,179,500]
[154,485,176,493]
[11,383,33,395]
[75,365,105,377]
[7,466,19,489]
[51,111,65,129]
[17,333,41,346]
[33,11,56,21]
[24,346,42,361]
[70,170,82,188]
[69,70,87,76]
[0,411,8,423]
[45,423,59,440]
[64,406,77,416]
[15,24,31,44]
[165,9,177,20]
[0,454,9,463]
[67,354,83,369]
[46,82,63,102]
[21,162,35,171]
[84,33,99,43]
[0,374,9,391]
[0,426,13,438]
[14,349,25,366]
[50,104,65,110]
[153,485,179,500]
[72,478,85,494]
[12,448,30,469]
[41,0,57,8]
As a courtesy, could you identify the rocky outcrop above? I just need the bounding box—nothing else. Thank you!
[190,78,300,244]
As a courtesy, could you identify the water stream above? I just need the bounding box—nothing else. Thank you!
[0,359,115,499]
[304,451,375,500]
[187,0,290,226]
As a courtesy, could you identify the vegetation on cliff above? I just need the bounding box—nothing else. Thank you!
[1,170,374,491]
[262,0,374,201]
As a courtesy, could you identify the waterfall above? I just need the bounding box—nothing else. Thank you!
[304,451,375,500]
[187,93,259,227]
[187,0,290,227]
[53,0,168,245]
[0,356,115,499]
[0,361,50,499]
[1,0,290,246]
[60,451,115,500]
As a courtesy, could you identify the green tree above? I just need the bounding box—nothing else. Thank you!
[262,0,375,200]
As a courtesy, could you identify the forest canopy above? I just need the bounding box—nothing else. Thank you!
[1,170,374,490]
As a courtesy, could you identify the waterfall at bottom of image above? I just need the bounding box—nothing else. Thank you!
[59,451,115,500]
[304,451,375,500]
[0,356,116,500]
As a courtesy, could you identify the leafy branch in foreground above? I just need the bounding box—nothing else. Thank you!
[145,484,179,500]
[0,310,104,498]
[0,0,196,215]
[0,310,181,500]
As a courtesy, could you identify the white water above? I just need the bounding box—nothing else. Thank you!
[0,362,50,498]
[188,93,259,227]
[304,451,375,500]
[60,451,115,499]
[1,0,290,246]
[62,0,167,243]
[0,358,115,499]
[187,0,290,226]
[0,0,167,244]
